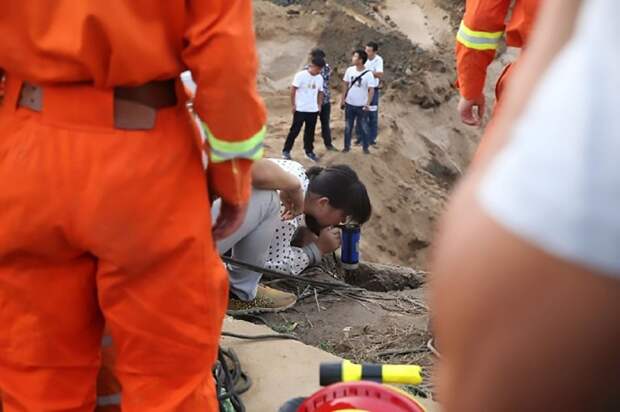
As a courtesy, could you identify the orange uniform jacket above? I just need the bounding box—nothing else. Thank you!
[456,0,542,101]
[0,0,267,205]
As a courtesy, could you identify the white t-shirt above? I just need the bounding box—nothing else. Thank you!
[343,66,375,107]
[292,70,323,113]
[478,0,620,277]
[365,55,384,88]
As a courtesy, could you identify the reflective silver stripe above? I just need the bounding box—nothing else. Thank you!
[101,335,113,348]
[97,393,122,406]
[210,142,264,161]
[457,27,502,46]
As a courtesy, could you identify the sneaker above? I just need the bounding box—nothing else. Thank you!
[305,152,319,162]
[370,141,377,146]
[363,148,371,154]
[342,147,351,153]
[282,151,292,160]
[227,285,297,315]
[325,145,339,152]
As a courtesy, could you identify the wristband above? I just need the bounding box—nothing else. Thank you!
[302,242,322,265]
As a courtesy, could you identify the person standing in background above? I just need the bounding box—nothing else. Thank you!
[308,49,338,152]
[362,41,384,146]
[455,0,541,162]
[282,57,325,162]
[341,49,375,154]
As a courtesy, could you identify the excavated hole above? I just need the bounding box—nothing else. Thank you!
[342,262,426,292]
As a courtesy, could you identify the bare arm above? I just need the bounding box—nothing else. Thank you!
[318,91,324,109]
[431,0,620,410]
[251,159,300,192]
[372,71,384,79]
[432,184,620,411]
[340,81,349,106]
[366,87,375,108]
[290,86,297,113]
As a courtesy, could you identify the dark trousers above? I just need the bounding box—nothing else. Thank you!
[319,102,332,147]
[357,89,380,144]
[344,104,369,150]
[367,89,380,144]
[283,111,318,154]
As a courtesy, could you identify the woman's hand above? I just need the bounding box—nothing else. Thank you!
[280,187,304,220]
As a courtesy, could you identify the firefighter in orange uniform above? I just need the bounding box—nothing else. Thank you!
[0,1,266,411]
[456,0,542,131]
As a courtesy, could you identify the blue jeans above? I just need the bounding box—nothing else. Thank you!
[344,104,369,149]
[367,89,379,144]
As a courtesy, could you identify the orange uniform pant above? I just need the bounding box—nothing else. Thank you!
[0,76,228,411]
[472,62,516,164]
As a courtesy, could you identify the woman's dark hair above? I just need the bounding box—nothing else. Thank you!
[306,165,372,224]
[353,49,368,64]
[310,48,326,59]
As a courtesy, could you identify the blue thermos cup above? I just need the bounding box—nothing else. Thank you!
[340,224,361,270]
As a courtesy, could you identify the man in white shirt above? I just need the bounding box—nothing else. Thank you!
[282,57,325,162]
[363,41,384,146]
[340,49,376,154]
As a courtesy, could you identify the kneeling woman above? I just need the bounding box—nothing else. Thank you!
[212,159,372,314]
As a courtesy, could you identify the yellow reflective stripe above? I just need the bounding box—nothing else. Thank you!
[457,21,503,51]
[459,21,503,39]
[211,146,264,163]
[204,124,265,161]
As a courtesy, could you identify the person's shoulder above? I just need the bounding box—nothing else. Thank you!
[377,54,384,62]
[269,158,305,173]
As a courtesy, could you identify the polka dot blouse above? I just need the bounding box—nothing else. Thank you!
[264,159,311,275]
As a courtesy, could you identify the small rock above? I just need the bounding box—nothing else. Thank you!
[405,68,413,76]
[372,5,380,12]
[311,10,318,15]
[286,9,300,15]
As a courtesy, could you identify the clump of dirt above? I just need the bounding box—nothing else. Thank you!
[343,262,425,292]
[434,0,465,29]
[319,10,451,109]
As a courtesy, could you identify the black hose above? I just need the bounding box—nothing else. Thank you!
[215,347,251,412]
[221,256,355,290]
[222,331,301,342]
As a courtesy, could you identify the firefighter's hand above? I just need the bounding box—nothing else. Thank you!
[212,202,248,241]
[458,95,485,126]
[316,227,341,254]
